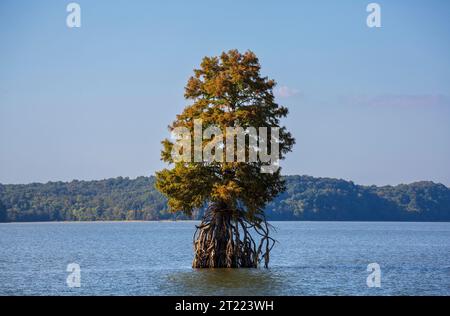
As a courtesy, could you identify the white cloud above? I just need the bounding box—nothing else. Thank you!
[274,86,300,98]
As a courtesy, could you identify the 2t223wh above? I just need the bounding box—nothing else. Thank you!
[175,300,274,313]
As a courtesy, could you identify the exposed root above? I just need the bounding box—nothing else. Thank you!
[192,203,276,268]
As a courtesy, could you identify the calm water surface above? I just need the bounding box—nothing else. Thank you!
[0,221,449,295]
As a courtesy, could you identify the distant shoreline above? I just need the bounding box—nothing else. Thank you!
[2,175,450,222]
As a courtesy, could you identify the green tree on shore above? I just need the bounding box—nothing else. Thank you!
[0,200,7,222]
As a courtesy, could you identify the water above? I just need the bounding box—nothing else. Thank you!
[0,221,449,296]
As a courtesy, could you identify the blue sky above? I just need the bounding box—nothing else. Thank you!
[1,0,449,185]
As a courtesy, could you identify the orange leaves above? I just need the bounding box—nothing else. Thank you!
[184,50,271,104]
[211,181,242,204]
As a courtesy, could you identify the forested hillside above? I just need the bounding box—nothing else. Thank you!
[1,175,449,222]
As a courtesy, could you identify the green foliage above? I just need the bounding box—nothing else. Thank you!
[265,176,450,221]
[0,177,169,222]
[0,200,7,222]
[0,175,449,222]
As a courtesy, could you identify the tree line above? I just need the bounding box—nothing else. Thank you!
[0,175,449,222]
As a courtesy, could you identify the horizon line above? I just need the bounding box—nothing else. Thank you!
[1,174,448,189]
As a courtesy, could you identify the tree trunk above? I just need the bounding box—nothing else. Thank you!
[192,203,274,268]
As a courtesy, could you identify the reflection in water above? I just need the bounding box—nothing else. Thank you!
[162,268,286,296]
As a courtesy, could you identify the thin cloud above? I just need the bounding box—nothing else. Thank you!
[274,86,300,98]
